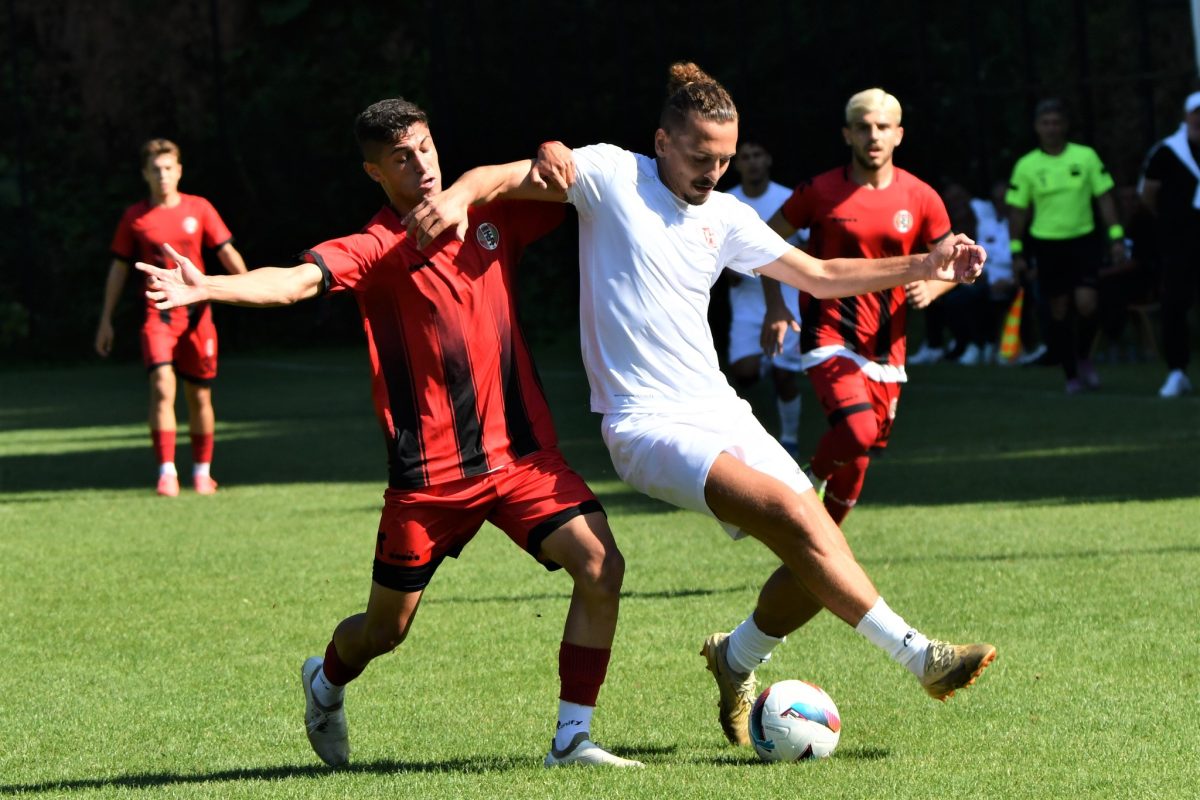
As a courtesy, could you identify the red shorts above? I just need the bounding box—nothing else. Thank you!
[807,356,902,452]
[141,305,218,383]
[372,448,603,592]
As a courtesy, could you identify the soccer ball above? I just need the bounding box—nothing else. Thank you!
[749,679,841,762]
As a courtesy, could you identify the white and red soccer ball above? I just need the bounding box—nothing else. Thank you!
[749,679,841,762]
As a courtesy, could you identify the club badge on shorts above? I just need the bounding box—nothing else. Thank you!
[476,222,500,250]
[893,210,913,234]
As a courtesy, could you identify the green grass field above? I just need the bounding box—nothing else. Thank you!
[2,346,1198,799]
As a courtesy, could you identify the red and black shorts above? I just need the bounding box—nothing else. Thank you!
[141,305,218,384]
[372,448,604,592]
[807,356,902,454]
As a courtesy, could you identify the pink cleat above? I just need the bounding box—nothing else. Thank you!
[193,474,219,495]
[156,473,180,497]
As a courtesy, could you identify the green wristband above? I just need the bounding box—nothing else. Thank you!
[1108,224,1125,241]
[1009,239,1024,255]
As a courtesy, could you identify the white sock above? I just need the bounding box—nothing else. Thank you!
[777,396,801,445]
[193,462,211,478]
[159,462,178,477]
[554,700,593,750]
[725,615,785,675]
[854,597,930,678]
[311,666,344,707]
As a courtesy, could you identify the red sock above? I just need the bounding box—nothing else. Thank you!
[190,432,214,464]
[150,429,176,464]
[823,454,869,525]
[559,642,611,706]
[321,638,365,687]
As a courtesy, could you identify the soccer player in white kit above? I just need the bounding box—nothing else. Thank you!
[406,62,997,749]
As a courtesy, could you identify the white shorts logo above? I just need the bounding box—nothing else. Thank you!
[183,216,199,234]
[475,222,500,250]
[893,210,913,234]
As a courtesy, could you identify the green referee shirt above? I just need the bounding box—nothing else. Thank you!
[1005,142,1115,240]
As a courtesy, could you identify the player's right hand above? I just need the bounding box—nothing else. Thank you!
[136,243,209,309]
[760,309,800,357]
[94,320,114,357]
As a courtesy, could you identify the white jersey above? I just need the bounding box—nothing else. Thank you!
[567,144,792,413]
[725,182,802,326]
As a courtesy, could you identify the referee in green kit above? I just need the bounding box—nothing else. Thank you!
[1006,98,1127,394]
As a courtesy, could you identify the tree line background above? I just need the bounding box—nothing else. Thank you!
[2,0,1197,362]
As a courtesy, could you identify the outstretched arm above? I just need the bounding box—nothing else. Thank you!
[757,233,985,299]
[136,243,322,309]
[406,142,574,248]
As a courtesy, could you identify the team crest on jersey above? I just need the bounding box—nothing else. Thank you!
[701,225,717,249]
[182,216,199,234]
[893,210,913,234]
[475,222,500,250]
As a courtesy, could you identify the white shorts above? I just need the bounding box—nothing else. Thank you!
[601,398,812,540]
[728,318,802,372]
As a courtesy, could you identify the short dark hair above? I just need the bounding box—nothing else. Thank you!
[140,138,180,169]
[354,98,429,160]
[659,62,738,133]
[1034,98,1067,120]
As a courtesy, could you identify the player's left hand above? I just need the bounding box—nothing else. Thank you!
[405,186,471,249]
[927,233,986,284]
[904,280,939,309]
[533,141,575,191]
[135,242,209,309]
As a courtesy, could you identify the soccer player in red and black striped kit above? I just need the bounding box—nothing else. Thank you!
[136,99,640,769]
[763,88,958,525]
[95,139,248,496]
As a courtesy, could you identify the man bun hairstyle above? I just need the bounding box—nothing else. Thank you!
[660,61,738,132]
[355,97,429,160]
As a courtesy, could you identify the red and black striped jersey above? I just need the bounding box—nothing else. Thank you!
[780,167,950,366]
[304,200,566,489]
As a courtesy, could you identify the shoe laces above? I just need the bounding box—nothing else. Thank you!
[925,640,956,676]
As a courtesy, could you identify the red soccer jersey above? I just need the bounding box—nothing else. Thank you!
[110,193,233,322]
[304,200,566,490]
[780,166,950,366]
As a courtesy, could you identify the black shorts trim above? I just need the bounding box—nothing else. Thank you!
[827,402,874,427]
[526,499,606,572]
[372,553,449,592]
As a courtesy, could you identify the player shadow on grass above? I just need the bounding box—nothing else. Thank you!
[0,746,677,794]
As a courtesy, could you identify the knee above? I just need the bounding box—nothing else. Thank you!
[363,617,411,657]
[574,546,625,601]
[835,415,878,455]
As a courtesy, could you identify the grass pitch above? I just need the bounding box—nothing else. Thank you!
[1,346,1197,799]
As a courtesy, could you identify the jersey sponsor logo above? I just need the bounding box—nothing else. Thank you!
[893,210,913,233]
[701,225,717,248]
[475,222,500,250]
[183,216,199,234]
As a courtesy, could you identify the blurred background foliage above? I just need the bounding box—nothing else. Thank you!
[1,0,1196,362]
